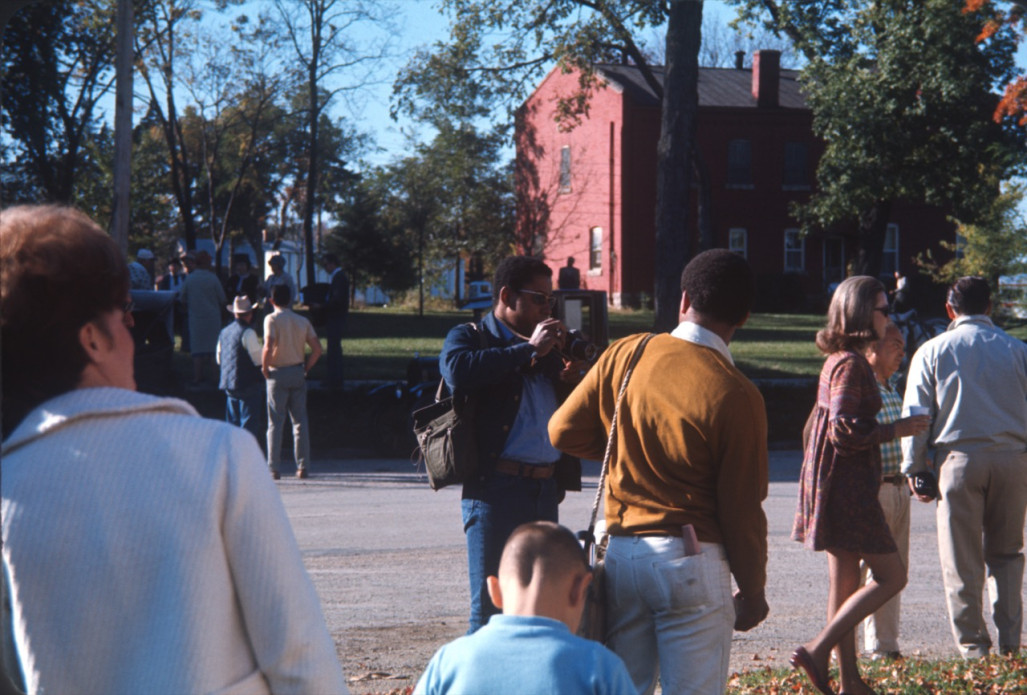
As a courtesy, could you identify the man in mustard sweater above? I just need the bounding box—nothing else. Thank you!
[549,249,770,695]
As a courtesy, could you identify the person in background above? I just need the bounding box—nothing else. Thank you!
[315,253,349,390]
[859,322,910,661]
[217,296,265,444]
[227,254,263,306]
[263,284,321,480]
[414,522,635,695]
[902,276,1027,659]
[557,256,580,290]
[791,275,928,695]
[128,248,155,291]
[178,249,226,386]
[265,255,297,311]
[157,257,186,291]
[550,249,769,695]
[0,204,347,695]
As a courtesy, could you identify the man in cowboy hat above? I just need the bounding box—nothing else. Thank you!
[216,296,265,444]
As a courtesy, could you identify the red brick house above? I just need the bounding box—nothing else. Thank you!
[515,52,952,309]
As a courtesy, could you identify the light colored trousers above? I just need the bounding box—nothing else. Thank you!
[604,535,734,695]
[936,450,1027,658]
[266,365,310,473]
[860,479,911,653]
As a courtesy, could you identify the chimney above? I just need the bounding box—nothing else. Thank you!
[735,51,745,70]
[752,50,780,108]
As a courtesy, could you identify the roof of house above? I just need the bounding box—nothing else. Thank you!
[595,63,807,110]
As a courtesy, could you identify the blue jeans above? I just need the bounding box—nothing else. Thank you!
[226,385,265,446]
[461,473,558,633]
[605,535,734,695]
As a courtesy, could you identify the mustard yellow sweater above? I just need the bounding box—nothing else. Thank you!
[549,332,769,598]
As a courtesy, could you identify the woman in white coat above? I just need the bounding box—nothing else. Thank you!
[0,205,348,695]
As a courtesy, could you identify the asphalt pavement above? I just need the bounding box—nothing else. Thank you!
[274,451,1027,693]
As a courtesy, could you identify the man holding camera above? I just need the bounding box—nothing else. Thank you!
[902,277,1027,659]
[439,256,584,634]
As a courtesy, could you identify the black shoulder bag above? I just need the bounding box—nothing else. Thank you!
[412,323,488,490]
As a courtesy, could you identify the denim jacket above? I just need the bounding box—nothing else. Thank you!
[439,312,581,492]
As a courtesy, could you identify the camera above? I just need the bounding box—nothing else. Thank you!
[560,329,598,362]
[910,471,940,500]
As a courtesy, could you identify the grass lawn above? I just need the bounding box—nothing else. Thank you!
[730,652,1026,693]
[171,306,1026,450]
[324,307,827,384]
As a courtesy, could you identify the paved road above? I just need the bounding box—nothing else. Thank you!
[276,452,1026,693]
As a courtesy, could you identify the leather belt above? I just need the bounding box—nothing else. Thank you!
[495,459,555,479]
[882,474,906,486]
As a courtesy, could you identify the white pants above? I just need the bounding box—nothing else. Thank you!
[860,478,911,653]
[604,535,734,695]
[936,450,1027,658]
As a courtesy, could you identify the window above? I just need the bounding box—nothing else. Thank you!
[881,224,899,275]
[589,227,602,270]
[727,139,752,186]
[783,142,809,188]
[559,146,572,194]
[784,228,805,272]
[728,228,747,258]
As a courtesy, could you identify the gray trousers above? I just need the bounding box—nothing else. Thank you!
[936,449,1027,657]
[266,365,310,472]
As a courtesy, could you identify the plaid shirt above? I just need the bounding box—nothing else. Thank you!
[877,380,903,477]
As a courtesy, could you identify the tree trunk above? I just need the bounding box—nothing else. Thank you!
[302,52,320,289]
[111,0,133,254]
[653,0,702,332]
[693,146,714,251]
[852,199,892,278]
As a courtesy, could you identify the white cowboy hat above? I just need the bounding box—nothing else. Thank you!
[228,296,254,315]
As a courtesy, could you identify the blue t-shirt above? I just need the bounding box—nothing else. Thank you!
[414,614,636,695]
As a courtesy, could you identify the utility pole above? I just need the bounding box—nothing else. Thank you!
[111,0,134,252]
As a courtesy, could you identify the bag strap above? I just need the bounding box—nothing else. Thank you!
[585,333,655,548]
[436,321,489,402]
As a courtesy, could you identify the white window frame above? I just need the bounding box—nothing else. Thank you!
[728,228,748,258]
[559,146,572,194]
[589,226,602,271]
[784,228,805,272]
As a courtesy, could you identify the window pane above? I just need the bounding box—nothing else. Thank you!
[589,227,602,270]
[784,142,808,186]
[560,147,571,193]
[727,139,752,185]
[784,229,804,272]
[729,228,747,258]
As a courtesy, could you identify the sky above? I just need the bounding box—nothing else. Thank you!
[349,0,743,165]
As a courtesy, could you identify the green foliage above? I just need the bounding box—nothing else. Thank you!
[916,183,1027,290]
[1,0,118,204]
[393,0,671,133]
[797,0,1022,231]
[730,0,1026,277]
[323,177,417,294]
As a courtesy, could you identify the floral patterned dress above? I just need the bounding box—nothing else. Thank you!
[792,351,898,553]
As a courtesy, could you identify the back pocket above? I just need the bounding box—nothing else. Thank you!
[652,554,709,613]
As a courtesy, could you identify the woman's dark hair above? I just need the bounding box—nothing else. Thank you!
[1,205,129,436]
[816,275,886,355]
[947,276,990,316]
[492,256,552,301]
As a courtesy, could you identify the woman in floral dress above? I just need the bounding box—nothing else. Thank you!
[790,276,929,695]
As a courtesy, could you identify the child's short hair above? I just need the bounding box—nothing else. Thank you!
[500,522,588,587]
